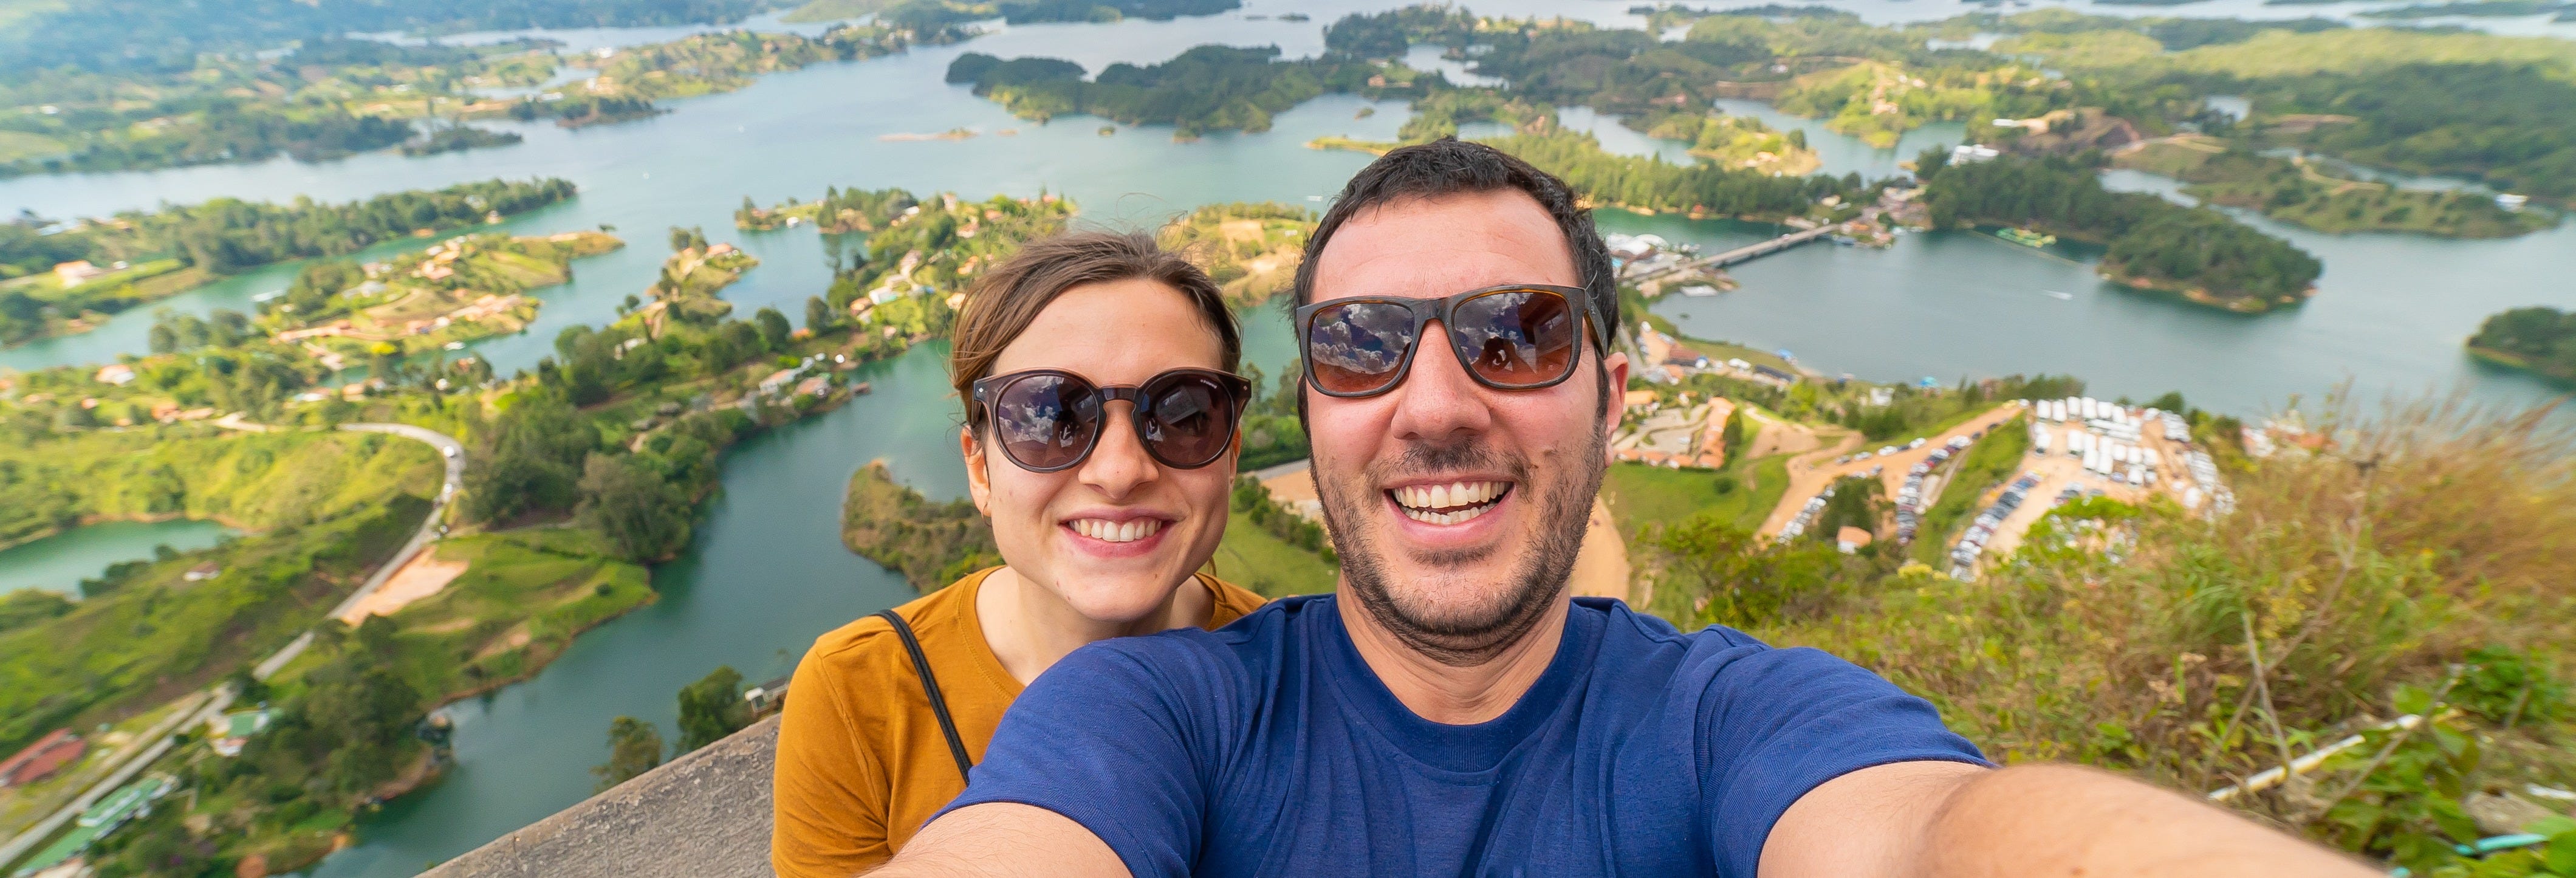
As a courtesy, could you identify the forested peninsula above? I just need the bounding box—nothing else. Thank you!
[2467,306,2576,383]
[1920,152,2321,310]
[0,179,578,346]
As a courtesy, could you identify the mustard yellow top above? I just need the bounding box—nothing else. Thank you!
[770,566,1267,877]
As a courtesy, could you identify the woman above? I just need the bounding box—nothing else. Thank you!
[771,230,1268,876]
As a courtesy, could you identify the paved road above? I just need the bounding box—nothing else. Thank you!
[329,424,466,622]
[0,422,464,870]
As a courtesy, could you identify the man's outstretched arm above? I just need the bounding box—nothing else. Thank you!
[866,803,1128,878]
[1760,761,2377,878]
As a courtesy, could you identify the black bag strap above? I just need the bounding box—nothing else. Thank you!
[875,608,975,782]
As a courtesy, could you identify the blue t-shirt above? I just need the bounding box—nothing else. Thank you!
[941,595,1984,877]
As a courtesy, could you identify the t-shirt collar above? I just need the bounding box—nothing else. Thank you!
[1312,593,1601,775]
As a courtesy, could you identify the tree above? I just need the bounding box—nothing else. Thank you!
[754,306,793,351]
[575,452,690,562]
[592,716,665,792]
[676,665,752,752]
[804,295,838,334]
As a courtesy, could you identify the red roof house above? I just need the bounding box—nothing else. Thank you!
[0,729,87,787]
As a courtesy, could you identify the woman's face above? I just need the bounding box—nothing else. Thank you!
[962,277,1238,625]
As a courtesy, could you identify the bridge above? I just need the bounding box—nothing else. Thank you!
[1625,223,1843,286]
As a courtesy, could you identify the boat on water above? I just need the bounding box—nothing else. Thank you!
[1998,227,2057,248]
[2046,290,2074,301]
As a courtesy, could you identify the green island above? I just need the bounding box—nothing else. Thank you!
[821,190,1080,334]
[1,178,580,346]
[1919,151,2321,310]
[736,186,919,233]
[946,45,1429,138]
[2113,138,2555,238]
[1638,109,1821,176]
[2465,306,2576,383]
[264,230,627,363]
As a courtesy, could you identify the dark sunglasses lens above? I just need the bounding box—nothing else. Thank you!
[1306,301,1417,395]
[992,374,1100,470]
[1139,374,1238,468]
[1452,289,1578,388]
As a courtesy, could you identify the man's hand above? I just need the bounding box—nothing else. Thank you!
[865,803,1128,878]
[1761,761,2379,878]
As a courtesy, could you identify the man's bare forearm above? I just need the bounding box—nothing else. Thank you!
[1916,763,2375,878]
[864,803,1129,878]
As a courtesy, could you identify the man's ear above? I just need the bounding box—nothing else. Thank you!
[961,427,995,516]
[1599,351,1629,462]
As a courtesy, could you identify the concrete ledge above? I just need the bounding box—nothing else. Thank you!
[424,716,779,878]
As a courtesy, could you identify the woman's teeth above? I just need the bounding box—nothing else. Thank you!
[1391,481,1509,526]
[1070,518,1162,543]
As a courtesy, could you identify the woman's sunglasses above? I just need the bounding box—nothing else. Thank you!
[970,368,1252,473]
[1294,284,1609,399]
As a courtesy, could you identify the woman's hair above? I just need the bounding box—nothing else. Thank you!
[949,229,1241,436]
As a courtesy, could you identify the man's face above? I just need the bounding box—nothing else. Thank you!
[1303,190,1628,664]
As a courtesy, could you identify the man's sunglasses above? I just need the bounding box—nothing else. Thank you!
[1294,284,1609,399]
[970,368,1252,473]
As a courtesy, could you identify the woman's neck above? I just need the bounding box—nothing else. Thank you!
[976,566,1214,686]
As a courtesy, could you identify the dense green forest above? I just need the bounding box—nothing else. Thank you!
[1488,129,1851,219]
[2467,306,2576,382]
[947,45,1408,136]
[1921,153,2320,309]
[0,0,797,74]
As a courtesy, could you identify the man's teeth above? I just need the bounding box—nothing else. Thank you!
[1391,481,1508,525]
[1070,518,1162,543]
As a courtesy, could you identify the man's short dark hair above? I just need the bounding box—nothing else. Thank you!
[1292,138,1620,353]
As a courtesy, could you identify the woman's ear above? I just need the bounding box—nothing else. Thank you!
[961,427,995,516]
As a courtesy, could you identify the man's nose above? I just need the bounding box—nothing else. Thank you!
[1386,320,1495,445]
[1077,402,1157,499]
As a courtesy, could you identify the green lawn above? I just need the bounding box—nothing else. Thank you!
[1603,453,1790,538]
[1210,510,1337,599]
[381,529,654,700]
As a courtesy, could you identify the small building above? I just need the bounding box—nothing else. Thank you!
[0,729,87,787]
[1752,365,1800,385]
[794,376,830,398]
[208,709,272,758]
[15,775,174,877]
[94,363,135,386]
[182,563,221,582]
[1950,143,2001,165]
[52,261,107,286]
[1622,389,1656,411]
[758,368,801,396]
[1837,527,1874,554]
[2496,193,2529,211]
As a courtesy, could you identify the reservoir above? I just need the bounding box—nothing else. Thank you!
[0,3,2563,874]
[0,520,233,597]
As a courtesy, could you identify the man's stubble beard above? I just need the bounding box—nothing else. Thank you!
[1317,423,1605,668]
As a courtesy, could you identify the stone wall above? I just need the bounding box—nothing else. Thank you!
[423,716,779,878]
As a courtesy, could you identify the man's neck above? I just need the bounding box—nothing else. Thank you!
[1335,586,1570,725]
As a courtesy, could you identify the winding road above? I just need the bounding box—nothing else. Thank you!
[0,422,464,871]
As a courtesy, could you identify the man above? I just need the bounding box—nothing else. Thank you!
[873,139,2373,877]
